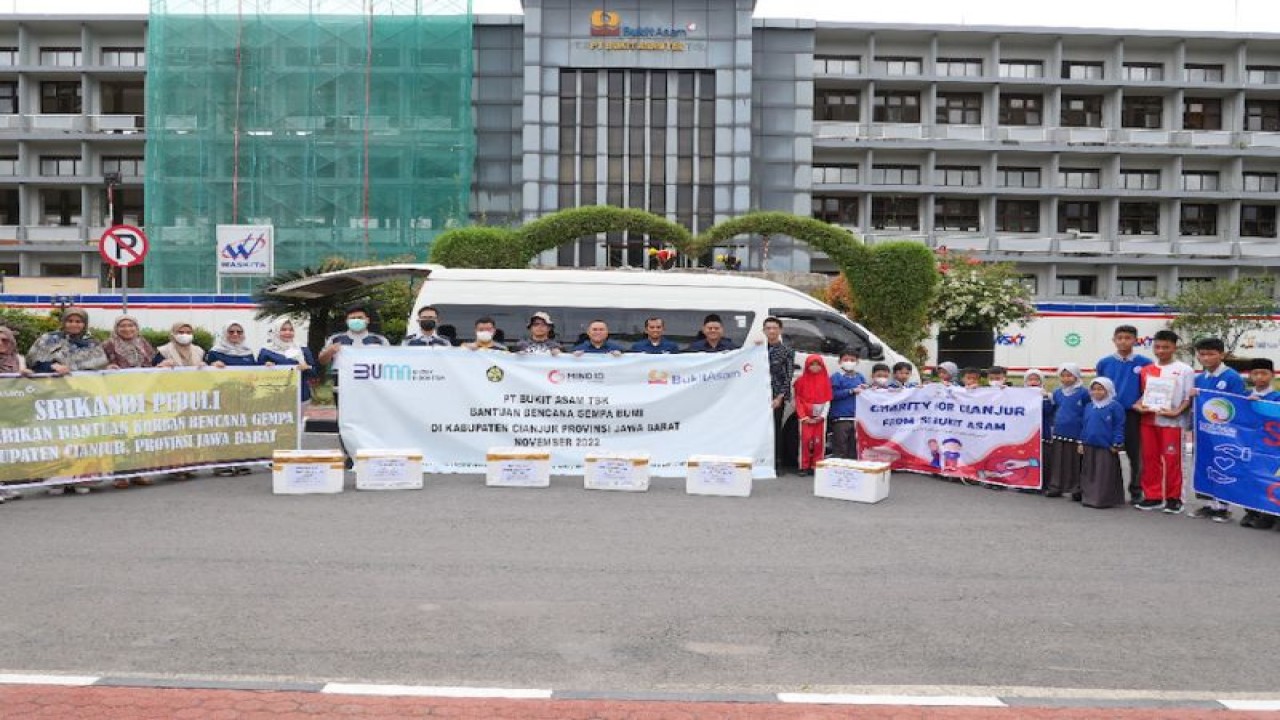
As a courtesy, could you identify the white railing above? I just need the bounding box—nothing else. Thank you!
[1177,239,1233,256]
[1237,241,1280,258]
[1053,127,1108,145]
[996,236,1053,253]
[1246,132,1280,148]
[1175,130,1232,147]
[28,115,84,132]
[999,127,1048,143]
[25,226,86,243]
[88,115,144,133]
[0,115,23,131]
[1115,240,1172,255]
[933,124,989,141]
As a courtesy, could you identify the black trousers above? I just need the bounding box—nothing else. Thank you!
[1124,408,1142,498]
[773,404,786,469]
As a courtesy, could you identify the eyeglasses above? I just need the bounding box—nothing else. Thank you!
[227,330,244,335]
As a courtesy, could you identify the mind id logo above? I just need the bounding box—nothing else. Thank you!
[1201,397,1236,424]
[590,9,622,36]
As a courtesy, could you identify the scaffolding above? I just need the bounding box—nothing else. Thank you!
[145,0,474,292]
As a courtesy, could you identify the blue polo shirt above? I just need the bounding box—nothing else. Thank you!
[630,338,681,354]
[685,338,739,353]
[1195,365,1246,396]
[573,340,626,354]
[1096,352,1153,409]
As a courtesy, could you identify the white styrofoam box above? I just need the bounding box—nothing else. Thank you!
[583,452,651,492]
[814,458,891,503]
[486,447,551,488]
[272,450,344,495]
[355,449,424,491]
[686,454,753,497]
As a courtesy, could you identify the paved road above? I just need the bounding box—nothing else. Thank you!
[2,438,1278,695]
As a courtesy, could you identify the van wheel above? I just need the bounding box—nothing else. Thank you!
[779,415,800,470]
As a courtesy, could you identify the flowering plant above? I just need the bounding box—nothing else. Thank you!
[929,247,1036,331]
[715,253,742,271]
[647,247,678,269]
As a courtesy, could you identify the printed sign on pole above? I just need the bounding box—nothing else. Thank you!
[98,225,149,268]
[216,224,274,275]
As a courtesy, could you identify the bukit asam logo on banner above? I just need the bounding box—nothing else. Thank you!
[590,8,697,37]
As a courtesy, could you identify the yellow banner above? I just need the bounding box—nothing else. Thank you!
[0,367,300,484]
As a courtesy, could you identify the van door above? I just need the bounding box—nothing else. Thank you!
[769,309,884,361]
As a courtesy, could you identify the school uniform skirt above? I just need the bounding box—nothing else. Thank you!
[1047,437,1082,495]
[1080,445,1126,509]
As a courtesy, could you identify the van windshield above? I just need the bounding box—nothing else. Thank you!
[771,310,875,359]
[429,305,755,347]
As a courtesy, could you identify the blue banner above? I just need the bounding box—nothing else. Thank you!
[1193,390,1280,515]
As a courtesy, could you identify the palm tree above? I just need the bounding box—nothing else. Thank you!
[252,259,361,355]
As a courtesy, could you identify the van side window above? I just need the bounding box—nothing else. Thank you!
[431,304,753,346]
[773,312,871,358]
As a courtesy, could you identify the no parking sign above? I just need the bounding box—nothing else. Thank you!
[99,225,149,268]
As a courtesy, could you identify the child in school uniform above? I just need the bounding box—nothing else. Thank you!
[960,367,983,390]
[1242,358,1280,530]
[891,362,919,389]
[1079,378,1127,509]
[1025,369,1054,487]
[986,366,1009,388]
[1047,363,1087,499]
[935,361,959,386]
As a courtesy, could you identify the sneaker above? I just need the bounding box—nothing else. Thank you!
[1211,508,1233,523]
[1135,499,1163,511]
[1253,514,1277,530]
[1130,493,1144,505]
[1162,499,1184,515]
[1071,493,1083,502]
[1189,505,1216,520]
[73,486,91,495]
[1241,511,1258,528]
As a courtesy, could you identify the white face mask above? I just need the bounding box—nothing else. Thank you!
[174,333,194,346]
[840,361,857,372]
[989,380,1004,388]
[873,376,889,386]
[475,330,494,343]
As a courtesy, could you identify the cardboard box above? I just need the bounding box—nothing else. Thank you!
[584,452,651,492]
[814,458,891,503]
[272,450,344,494]
[686,454,753,497]
[355,449,424,491]
[486,447,551,488]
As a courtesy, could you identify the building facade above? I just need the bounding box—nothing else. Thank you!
[3,3,1280,300]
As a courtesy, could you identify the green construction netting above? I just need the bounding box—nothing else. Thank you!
[145,0,474,292]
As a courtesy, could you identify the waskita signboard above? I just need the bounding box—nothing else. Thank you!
[338,346,775,478]
[1193,390,1280,515]
[855,386,1043,489]
[216,224,274,275]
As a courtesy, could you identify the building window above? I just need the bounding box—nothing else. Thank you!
[1241,205,1278,238]
[871,196,919,230]
[39,189,81,226]
[40,156,81,176]
[998,166,1041,188]
[39,47,81,66]
[1245,99,1280,131]
[815,91,861,122]
[1180,203,1219,236]
[815,55,861,75]
[1119,170,1160,190]
[1059,201,1100,233]
[1123,62,1164,81]
[934,198,981,232]
[0,81,16,114]
[936,58,982,77]
[999,60,1043,79]
[872,164,920,185]
[936,93,982,124]
[1183,98,1222,130]
[1057,275,1097,296]
[1247,65,1280,84]
[100,47,145,67]
[1181,171,1220,191]
[1178,276,1214,293]
[1117,276,1158,297]
[996,200,1040,232]
[812,196,858,224]
[41,81,81,113]
[1244,172,1279,192]
[1062,61,1104,80]
[1119,202,1160,235]
[873,91,920,123]
[0,47,17,66]
[0,156,16,175]
[1121,96,1163,129]
[874,56,922,76]
[0,189,16,224]
[812,165,859,184]
[934,165,981,187]
[1019,275,1039,294]
[101,81,145,115]
[999,93,1042,126]
[1185,63,1224,82]
[103,156,145,177]
[1060,95,1103,127]
[1059,168,1101,189]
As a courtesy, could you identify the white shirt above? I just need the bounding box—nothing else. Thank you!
[1143,360,1195,429]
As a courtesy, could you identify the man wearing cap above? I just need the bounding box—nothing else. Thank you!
[402,306,451,347]
[630,316,681,354]
[516,312,563,355]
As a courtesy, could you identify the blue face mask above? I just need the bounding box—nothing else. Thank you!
[347,318,368,333]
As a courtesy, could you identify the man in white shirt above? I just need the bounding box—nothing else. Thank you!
[1133,329,1195,514]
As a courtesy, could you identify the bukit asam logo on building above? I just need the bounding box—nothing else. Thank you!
[590,9,697,38]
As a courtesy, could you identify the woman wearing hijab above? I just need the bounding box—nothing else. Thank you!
[154,322,206,368]
[257,317,318,406]
[934,361,960,386]
[793,354,834,476]
[206,322,259,368]
[102,315,157,370]
[26,307,109,375]
[1046,363,1087,500]
[0,326,29,376]
[1079,377,1127,509]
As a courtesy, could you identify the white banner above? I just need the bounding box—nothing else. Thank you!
[856,386,1043,489]
[215,224,274,275]
[338,346,775,478]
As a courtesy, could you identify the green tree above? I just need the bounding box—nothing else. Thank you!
[847,242,940,367]
[429,227,526,268]
[928,249,1036,332]
[1164,278,1277,356]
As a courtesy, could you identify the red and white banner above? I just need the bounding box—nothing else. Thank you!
[856,386,1043,489]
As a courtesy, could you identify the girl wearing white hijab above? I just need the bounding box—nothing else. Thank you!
[1046,363,1087,499]
[1079,377,1127,508]
[256,318,319,405]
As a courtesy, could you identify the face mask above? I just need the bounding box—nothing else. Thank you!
[475,330,494,343]
[840,361,857,372]
[419,319,437,332]
[873,377,889,386]
[174,333,194,346]
[346,318,368,333]
[989,380,1004,388]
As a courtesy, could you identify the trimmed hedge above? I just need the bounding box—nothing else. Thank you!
[518,206,695,259]
[429,226,526,269]
[694,212,866,268]
[844,241,939,367]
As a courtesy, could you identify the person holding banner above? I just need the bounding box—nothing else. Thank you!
[934,361,959,386]
[1135,330,1194,514]
[154,322,206,368]
[1187,337,1248,522]
[257,318,318,405]
[1046,363,1087,499]
[1024,369,1054,486]
[891,362,918,389]
[630,317,680,354]
[26,307,109,375]
[516,312,563,355]
[1242,358,1280,530]
[573,320,626,356]
[686,314,738,353]
[794,354,833,475]
[0,326,30,376]
[102,316,156,370]
[828,350,866,459]
[462,317,508,352]
[207,322,265,477]
[1079,378,1127,509]
[402,306,452,347]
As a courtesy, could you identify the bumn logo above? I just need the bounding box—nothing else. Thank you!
[590,9,622,36]
[353,363,412,381]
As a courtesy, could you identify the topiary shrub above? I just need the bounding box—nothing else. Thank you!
[694,212,866,268]
[429,227,527,269]
[518,206,696,261]
[844,241,939,368]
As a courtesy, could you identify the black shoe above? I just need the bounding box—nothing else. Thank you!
[1130,493,1144,505]
[1163,499,1184,515]
[1211,508,1233,524]
[1135,499,1163,511]
[1044,491,1063,498]
[1189,505,1216,520]
[797,469,813,477]
[1241,511,1259,528]
[1071,493,1082,502]
[1253,514,1277,530]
